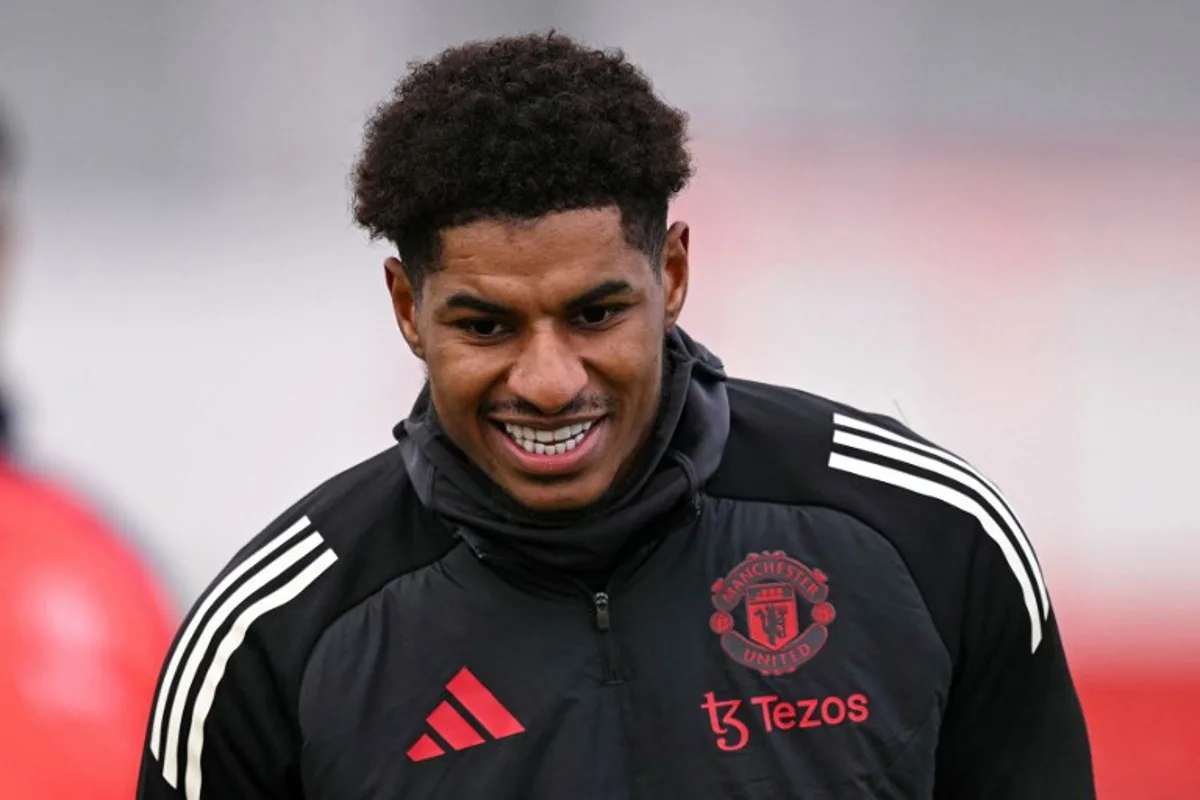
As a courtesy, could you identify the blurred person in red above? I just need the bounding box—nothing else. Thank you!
[0,106,177,797]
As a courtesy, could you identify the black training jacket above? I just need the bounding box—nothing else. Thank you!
[137,329,1094,799]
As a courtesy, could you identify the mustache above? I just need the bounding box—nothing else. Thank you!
[480,394,618,419]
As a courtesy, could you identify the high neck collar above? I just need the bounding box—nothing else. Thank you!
[395,328,730,572]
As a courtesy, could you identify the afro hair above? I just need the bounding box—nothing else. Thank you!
[351,31,693,290]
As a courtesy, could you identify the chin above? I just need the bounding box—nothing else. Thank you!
[505,478,606,513]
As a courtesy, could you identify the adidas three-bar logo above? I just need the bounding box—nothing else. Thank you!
[147,516,338,800]
[827,413,1050,653]
[407,667,526,762]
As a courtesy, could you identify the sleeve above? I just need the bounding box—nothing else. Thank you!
[136,614,302,800]
[933,529,1095,798]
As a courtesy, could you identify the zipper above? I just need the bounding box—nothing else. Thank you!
[593,591,612,631]
[590,495,702,686]
[592,591,624,685]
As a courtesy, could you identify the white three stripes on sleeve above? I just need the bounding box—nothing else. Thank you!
[831,417,1050,615]
[147,516,337,800]
[148,517,311,761]
[827,414,1049,654]
[185,548,337,800]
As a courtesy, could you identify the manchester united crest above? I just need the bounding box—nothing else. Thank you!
[709,551,836,676]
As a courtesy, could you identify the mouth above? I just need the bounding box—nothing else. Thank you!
[499,420,596,455]
[487,418,606,476]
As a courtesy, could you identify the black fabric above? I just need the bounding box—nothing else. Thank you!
[396,327,730,572]
[137,333,1094,800]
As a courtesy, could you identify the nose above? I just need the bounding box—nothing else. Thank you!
[507,326,588,414]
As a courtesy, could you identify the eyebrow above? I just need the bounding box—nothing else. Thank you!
[442,293,513,316]
[440,279,635,316]
[564,280,635,312]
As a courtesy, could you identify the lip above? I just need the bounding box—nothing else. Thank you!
[486,417,607,476]
[489,415,606,429]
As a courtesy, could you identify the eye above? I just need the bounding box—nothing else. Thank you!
[454,318,509,339]
[575,304,626,329]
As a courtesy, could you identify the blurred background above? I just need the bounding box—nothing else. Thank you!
[1,1,1197,797]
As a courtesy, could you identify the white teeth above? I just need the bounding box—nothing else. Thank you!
[501,419,598,454]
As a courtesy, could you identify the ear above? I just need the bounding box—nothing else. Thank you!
[661,221,690,330]
[384,256,425,360]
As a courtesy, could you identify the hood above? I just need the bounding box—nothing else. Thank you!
[395,327,730,572]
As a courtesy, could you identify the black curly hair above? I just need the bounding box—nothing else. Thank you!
[352,31,693,293]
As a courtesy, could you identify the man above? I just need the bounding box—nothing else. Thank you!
[0,108,177,798]
[137,32,1094,799]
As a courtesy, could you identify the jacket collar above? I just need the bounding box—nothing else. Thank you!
[395,328,730,572]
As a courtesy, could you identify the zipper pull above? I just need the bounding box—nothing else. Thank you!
[593,592,611,632]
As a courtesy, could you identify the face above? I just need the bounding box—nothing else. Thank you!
[386,206,689,512]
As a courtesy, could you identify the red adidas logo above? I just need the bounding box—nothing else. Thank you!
[407,667,526,762]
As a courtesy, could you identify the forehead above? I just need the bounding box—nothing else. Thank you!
[430,207,649,301]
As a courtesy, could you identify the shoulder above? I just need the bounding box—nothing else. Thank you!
[203,445,455,634]
[712,379,979,562]
[711,378,936,503]
[143,445,459,789]
[163,444,457,695]
[710,379,1050,654]
[713,377,1013,530]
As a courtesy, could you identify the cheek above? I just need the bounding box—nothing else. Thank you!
[590,329,663,401]
[426,341,507,414]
